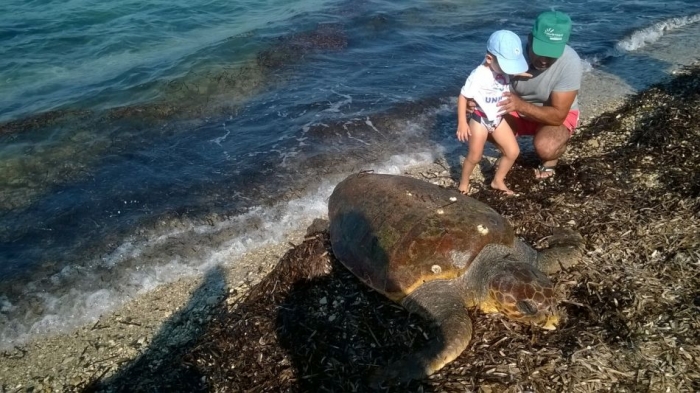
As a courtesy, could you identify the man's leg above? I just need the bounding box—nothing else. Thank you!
[533,124,570,178]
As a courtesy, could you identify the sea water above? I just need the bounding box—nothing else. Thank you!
[1,0,699,348]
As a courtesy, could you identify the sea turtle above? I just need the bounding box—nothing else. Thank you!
[328,172,582,384]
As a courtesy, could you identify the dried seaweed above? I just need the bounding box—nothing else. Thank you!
[95,65,700,393]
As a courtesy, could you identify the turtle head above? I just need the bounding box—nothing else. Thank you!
[487,262,559,330]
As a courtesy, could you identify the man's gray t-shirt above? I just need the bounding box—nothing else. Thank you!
[511,45,582,111]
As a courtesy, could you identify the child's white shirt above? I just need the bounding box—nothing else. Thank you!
[460,65,510,123]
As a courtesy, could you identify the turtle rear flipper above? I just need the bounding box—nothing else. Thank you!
[536,228,583,274]
[370,280,472,387]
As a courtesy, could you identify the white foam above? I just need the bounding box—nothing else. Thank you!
[102,241,143,268]
[0,150,442,349]
[616,13,700,52]
[0,296,16,313]
[373,152,439,175]
[322,90,353,113]
[579,58,595,73]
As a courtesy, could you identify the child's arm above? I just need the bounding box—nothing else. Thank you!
[456,94,471,142]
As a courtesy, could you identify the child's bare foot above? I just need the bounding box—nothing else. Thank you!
[490,180,515,195]
[458,183,470,195]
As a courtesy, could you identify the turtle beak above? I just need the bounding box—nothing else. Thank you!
[541,314,559,330]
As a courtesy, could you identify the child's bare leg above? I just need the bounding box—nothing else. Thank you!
[488,140,503,169]
[459,120,488,194]
[489,121,520,195]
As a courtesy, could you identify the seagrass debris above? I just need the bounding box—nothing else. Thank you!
[183,64,699,392]
[82,64,700,392]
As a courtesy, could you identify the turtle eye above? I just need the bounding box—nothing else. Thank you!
[516,300,538,316]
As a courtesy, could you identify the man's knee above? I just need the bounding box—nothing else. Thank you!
[534,125,569,159]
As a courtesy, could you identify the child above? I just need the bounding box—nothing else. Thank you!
[456,30,529,195]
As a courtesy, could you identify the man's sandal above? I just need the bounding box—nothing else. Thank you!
[535,164,556,179]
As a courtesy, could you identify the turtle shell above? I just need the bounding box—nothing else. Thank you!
[329,173,515,301]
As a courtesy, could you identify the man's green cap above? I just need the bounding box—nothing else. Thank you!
[531,11,572,58]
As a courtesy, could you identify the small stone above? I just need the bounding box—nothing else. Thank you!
[206,295,220,306]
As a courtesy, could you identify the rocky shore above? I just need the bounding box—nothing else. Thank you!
[1,64,699,392]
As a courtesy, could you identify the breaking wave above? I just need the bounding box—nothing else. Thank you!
[616,13,700,52]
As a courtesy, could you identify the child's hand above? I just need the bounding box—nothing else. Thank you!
[456,123,471,143]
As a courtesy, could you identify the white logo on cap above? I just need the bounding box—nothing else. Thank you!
[544,27,563,41]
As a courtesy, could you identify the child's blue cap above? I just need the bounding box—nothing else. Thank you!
[487,30,529,75]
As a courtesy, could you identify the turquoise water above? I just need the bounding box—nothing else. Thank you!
[1,0,337,119]
[1,0,700,347]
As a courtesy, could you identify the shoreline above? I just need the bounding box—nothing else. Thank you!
[0,64,690,391]
[1,233,307,390]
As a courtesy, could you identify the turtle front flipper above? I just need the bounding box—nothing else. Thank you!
[536,228,584,274]
[370,280,472,387]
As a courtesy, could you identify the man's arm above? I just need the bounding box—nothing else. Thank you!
[498,89,577,126]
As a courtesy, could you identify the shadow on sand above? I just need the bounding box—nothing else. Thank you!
[84,266,227,392]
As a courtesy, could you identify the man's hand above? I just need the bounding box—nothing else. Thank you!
[456,122,471,143]
[497,91,525,115]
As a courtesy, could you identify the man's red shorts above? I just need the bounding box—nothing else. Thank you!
[509,110,580,136]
